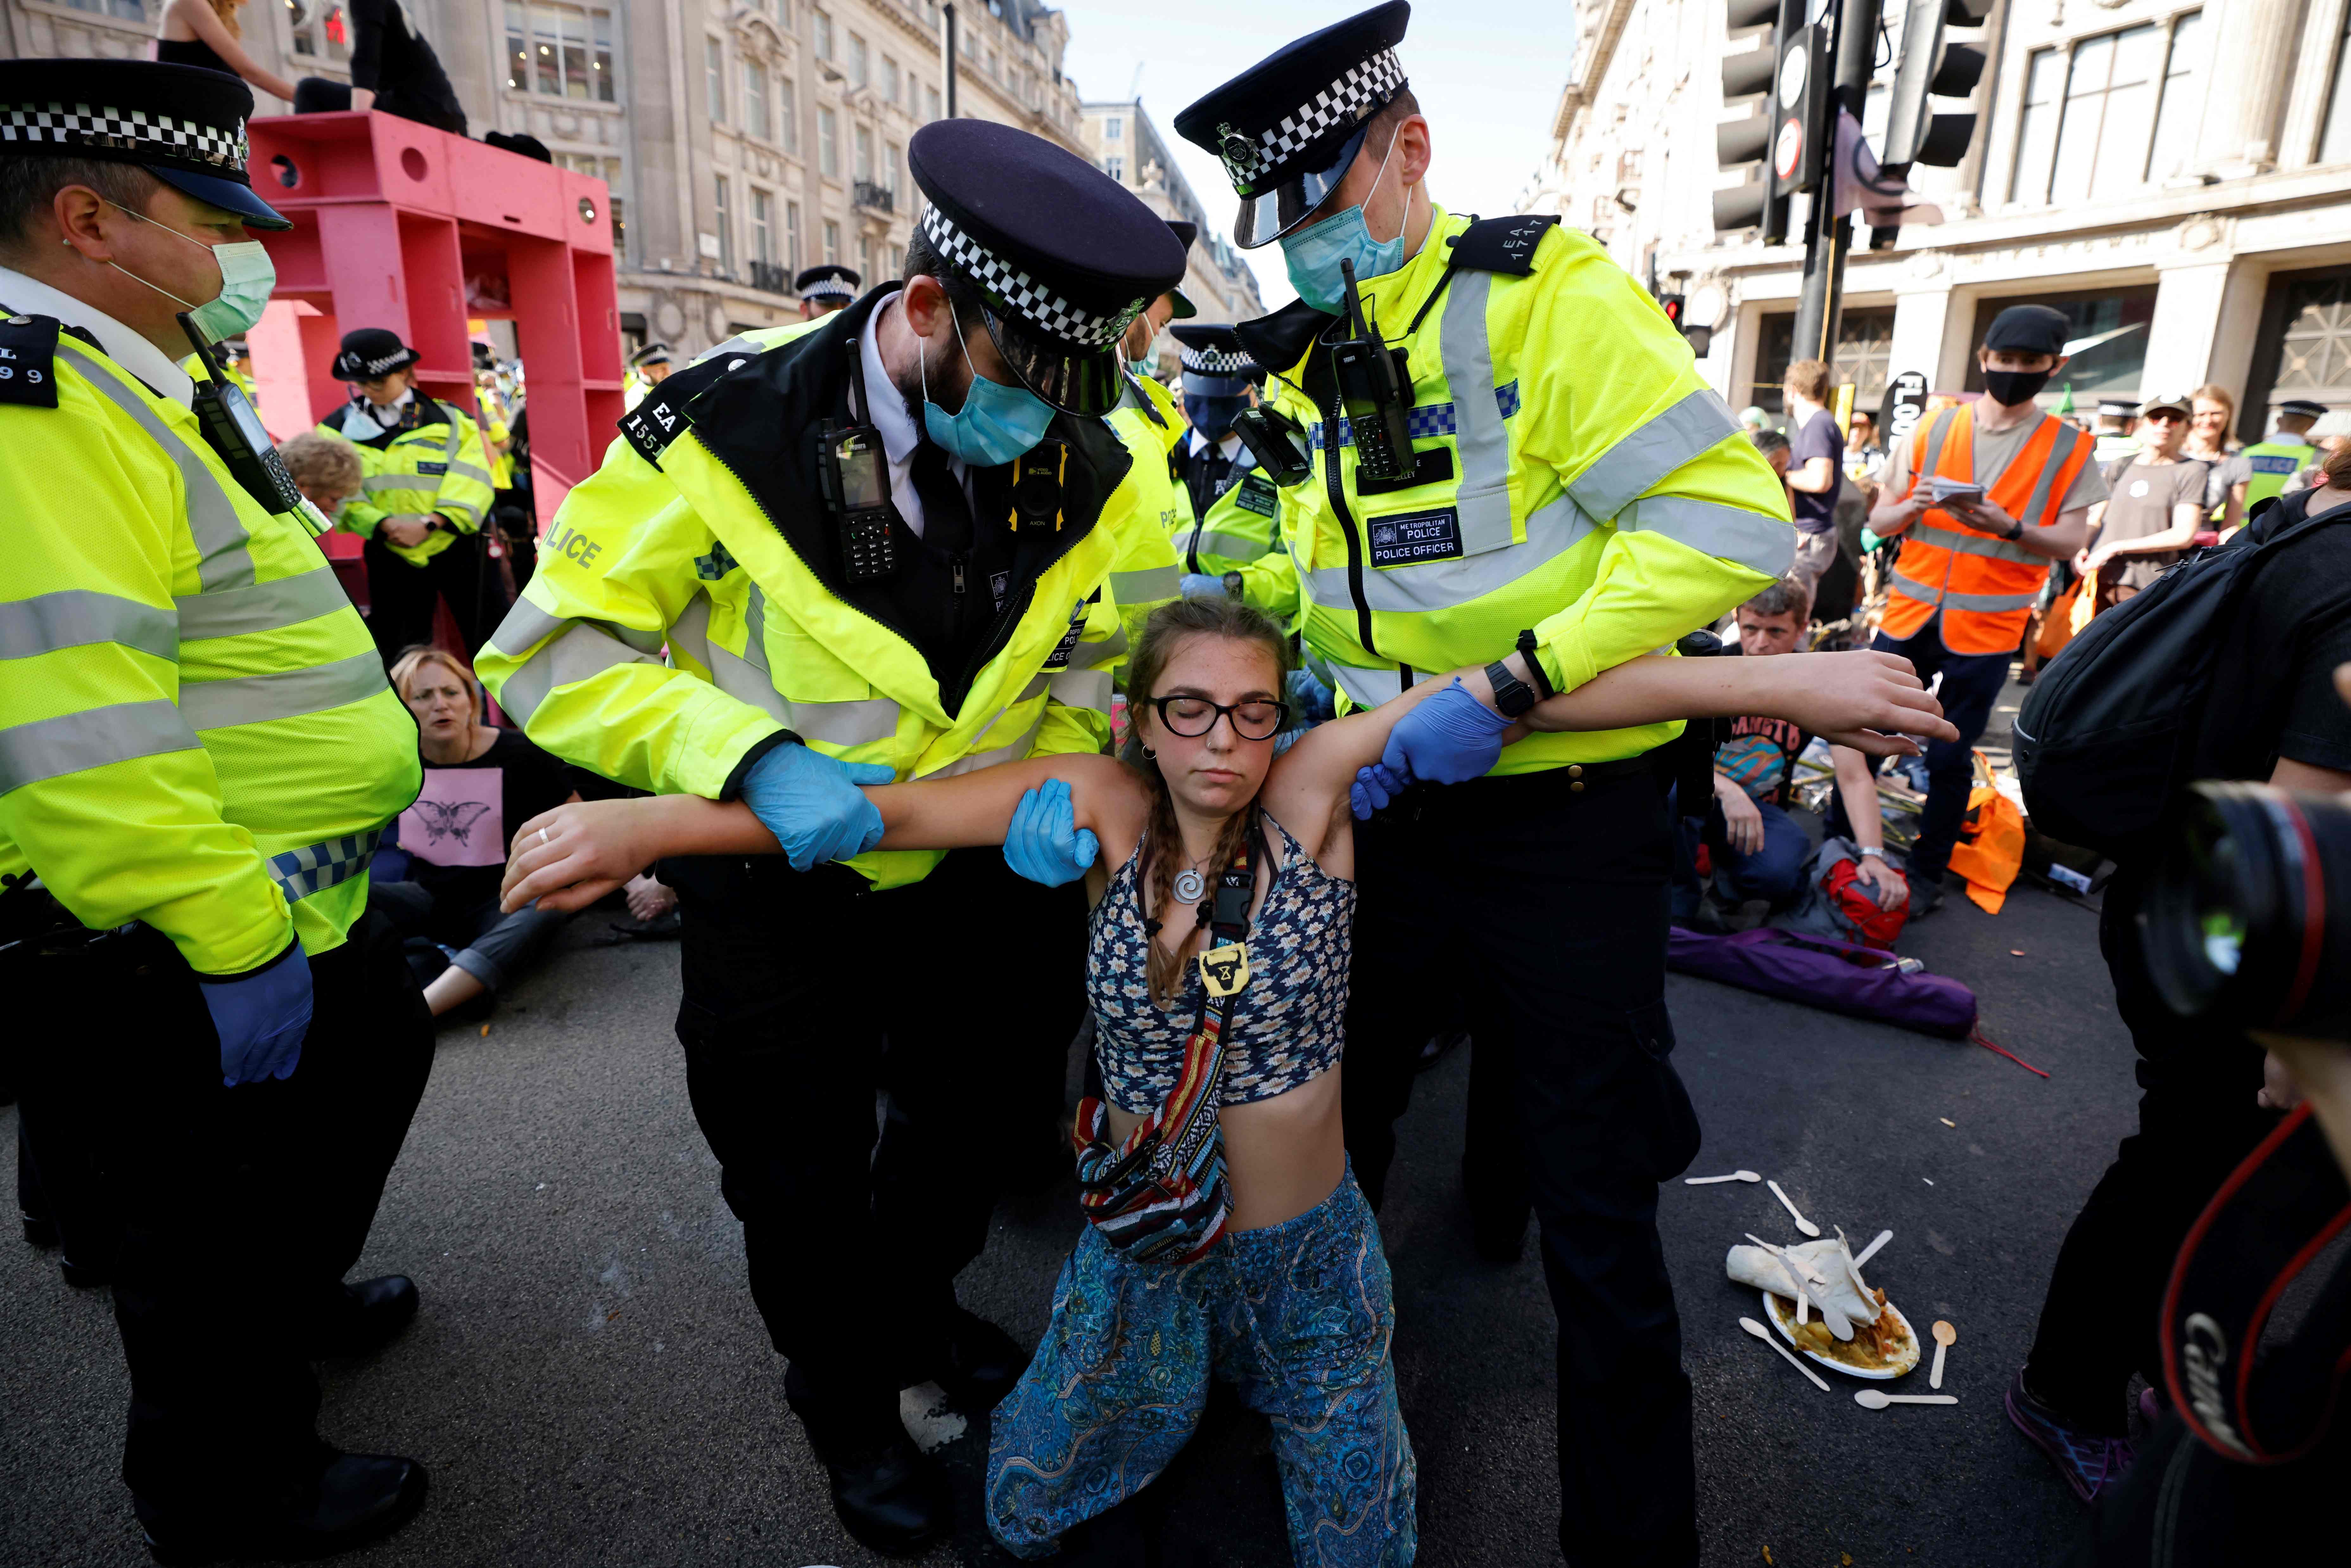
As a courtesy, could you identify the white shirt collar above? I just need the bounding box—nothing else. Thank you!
[861,291,919,467]
[0,266,195,408]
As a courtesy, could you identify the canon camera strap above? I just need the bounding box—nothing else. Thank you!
[2163,1102,2351,1463]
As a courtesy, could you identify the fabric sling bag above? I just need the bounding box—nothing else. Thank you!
[1071,813,1262,1265]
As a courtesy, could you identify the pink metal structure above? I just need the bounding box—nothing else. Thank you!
[243,110,622,571]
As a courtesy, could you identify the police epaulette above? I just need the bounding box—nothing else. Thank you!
[616,347,747,470]
[1446,214,1561,276]
[0,313,61,410]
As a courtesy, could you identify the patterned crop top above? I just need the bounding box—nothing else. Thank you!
[1087,813,1356,1113]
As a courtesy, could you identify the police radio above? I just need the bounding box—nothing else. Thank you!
[176,314,305,516]
[821,338,896,583]
[1329,259,1414,482]
[1230,404,1312,488]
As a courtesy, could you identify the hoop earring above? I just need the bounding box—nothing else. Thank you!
[1141,745,1155,759]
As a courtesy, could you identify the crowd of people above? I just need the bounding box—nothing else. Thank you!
[6,9,2351,1568]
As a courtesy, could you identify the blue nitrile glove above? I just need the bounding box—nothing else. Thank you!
[1286,666,1336,725]
[1004,777,1098,887]
[1180,573,1226,599]
[1351,679,1515,821]
[1349,762,1403,821]
[200,939,313,1086]
[740,742,894,872]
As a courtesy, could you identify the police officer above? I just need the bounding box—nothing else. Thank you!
[794,261,861,319]
[2225,395,2327,515]
[623,340,671,411]
[476,119,1184,1554]
[1170,321,1259,520]
[1177,8,1795,1562]
[1166,322,1300,616]
[0,58,433,1559]
[315,326,502,661]
[1096,218,1198,642]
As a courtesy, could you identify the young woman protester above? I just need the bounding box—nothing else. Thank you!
[497,599,1950,1565]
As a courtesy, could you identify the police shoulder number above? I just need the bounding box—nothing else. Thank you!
[0,314,61,410]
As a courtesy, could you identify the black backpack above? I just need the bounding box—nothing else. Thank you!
[2013,490,2346,860]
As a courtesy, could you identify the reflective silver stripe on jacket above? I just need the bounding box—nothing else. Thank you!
[1063,623,1127,670]
[926,716,1045,778]
[2020,420,2087,526]
[1615,494,1792,578]
[1307,492,1596,615]
[1440,270,1516,556]
[0,590,177,662]
[55,343,256,593]
[175,569,354,641]
[362,477,443,499]
[1908,521,2038,566]
[0,699,200,794]
[690,334,772,370]
[667,592,899,745]
[1564,387,1741,522]
[447,460,496,488]
[1186,528,1272,561]
[1310,655,1406,711]
[485,598,662,724]
[1046,668,1113,717]
[178,651,389,730]
[267,826,382,902]
[1110,564,1181,604]
[1890,569,2038,614]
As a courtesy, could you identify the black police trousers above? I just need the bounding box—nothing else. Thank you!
[1343,763,1702,1568]
[362,532,506,664]
[671,846,1086,1445]
[2024,867,2276,1434]
[18,910,433,1521]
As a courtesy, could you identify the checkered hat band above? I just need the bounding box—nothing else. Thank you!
[1181,347,1254,375]
[802,278,855,299]
[1226,48,1404,187]
[0,102,249,173]
[340,349,413,376]
[919,204,1138,348]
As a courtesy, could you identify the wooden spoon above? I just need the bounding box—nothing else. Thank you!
[1767,1179,1822,1237]
[1930,1320,1957,1390]
[1684,1170,1763,1185]
[1855,1388,1957,1408]
[1852,1229,1894,1269]
[1739,1316,1830,1392]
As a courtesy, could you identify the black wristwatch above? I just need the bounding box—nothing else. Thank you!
[2001,516,2025,541]
[1484,659,1538,718]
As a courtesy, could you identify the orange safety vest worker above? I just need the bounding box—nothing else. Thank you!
[1882,402,2093,654]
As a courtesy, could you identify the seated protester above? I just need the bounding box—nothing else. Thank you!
[2078,393,2211,610]
[1675,578,1910,923]
[370,648,578,1018]
[497,599,1950,1568]
[277,429,365,516]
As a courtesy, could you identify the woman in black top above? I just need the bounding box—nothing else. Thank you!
[290,0,467,136]
[155,0,295,102]
[369,648,578,1018]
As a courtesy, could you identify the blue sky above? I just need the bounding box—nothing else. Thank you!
[1055,2,1580,308]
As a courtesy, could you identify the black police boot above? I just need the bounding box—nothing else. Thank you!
[786,1371,947,1557]
[141,1451,428,1565]
[300,1276,420,1359]
[920,1306,1032,1414]
[22,1210,58,1249]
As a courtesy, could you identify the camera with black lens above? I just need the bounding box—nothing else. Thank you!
[2137,782,2351,1039]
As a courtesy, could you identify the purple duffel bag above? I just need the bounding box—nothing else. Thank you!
[1667,926,1976,1038]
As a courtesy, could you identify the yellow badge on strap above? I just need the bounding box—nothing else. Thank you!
[1198,942,1250,998]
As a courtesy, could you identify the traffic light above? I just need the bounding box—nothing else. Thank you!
[1882,0,1992,171]
[1714,0,1827,244]
[1656,290,1714,357]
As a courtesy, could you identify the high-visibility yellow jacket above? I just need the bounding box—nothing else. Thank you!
[1239,208,1792,773]
[1101,372,1186,645]
[2239,435,2320,510]
[477,378,516,489]
[0,320,420,975]
[1169,442,1300,621]
[317,394,497,567]
[475,303,1141,891]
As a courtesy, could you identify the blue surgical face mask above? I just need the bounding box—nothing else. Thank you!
[1278,128,1418,315]
[104,199,276,341]
[1185,393,1249,440]
[919,308,1055,467]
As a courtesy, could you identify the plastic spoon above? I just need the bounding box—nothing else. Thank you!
[1739,1316,1830,1392]
[1767,1180,1822,1237]
[1684,1170,1763,1185]
[1930,1320,1957,1390]
[1855,1388,1957,1408]
[1853,1229,1893,1269]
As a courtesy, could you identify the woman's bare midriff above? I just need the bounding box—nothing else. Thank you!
[1104,1064,1346,1232]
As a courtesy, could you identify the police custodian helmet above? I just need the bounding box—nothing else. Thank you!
[0,57,291,231]
[1174,0,1412,250]
[908,118,1186,420]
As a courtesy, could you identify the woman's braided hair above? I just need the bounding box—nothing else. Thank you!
[1119,597,1290,1004]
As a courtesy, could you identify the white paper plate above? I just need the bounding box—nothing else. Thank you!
[1762,1289,1920,1381]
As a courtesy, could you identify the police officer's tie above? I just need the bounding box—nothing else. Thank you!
[909,439,974,555]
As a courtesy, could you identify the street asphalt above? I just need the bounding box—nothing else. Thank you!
[2,689,2159,1568]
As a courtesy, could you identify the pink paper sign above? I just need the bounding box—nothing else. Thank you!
[400,767,505,867]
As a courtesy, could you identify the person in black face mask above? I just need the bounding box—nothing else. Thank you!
[1862,303,2106,916]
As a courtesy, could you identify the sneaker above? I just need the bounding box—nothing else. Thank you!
[2006,1370,2135,1503]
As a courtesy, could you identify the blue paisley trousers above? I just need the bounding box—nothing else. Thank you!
[987,1163,1416,1565]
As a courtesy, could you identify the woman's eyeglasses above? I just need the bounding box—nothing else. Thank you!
[1144,694,1289,741]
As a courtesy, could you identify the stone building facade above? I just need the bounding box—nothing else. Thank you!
[1525,0,2351,440]
[1079,97,1267,348]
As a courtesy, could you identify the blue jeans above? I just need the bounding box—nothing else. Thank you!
[988,1162,1416,1565]
[1866,620,2013,884]
[1669,788,1811,916]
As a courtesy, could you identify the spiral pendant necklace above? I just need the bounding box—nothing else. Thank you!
[1172,864,1207,903]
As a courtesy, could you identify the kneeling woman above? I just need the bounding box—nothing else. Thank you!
[498,600,1946,1565]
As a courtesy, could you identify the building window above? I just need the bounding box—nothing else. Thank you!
[2011,19,2196,206]
[743,59,770,142]
[2322,10,2351,163]
[504,2,615,103]
[787,200,803,272]
[855,125,874,184]
[1103,155,1124,183]
[1104,116,1122,141]
[2268,271,2351,397]
[860,235,875,287]
[752,187,774,264]
[884,140,902,199]
[926,84,942,122]
[2147,11,2204,183]
[812,9,832,60]
[780,79,798,154]
[555,152,625,252]
[849,33,868,89]
[705,36,726,123]
[818,107,838,178]
[885,57,901,107]
[714,175,732,271]
[823,219,841,264]
[1750,308,1897,415]
[286,0,351,61]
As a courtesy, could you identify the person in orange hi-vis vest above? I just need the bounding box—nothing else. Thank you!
[1865,304,2105,917]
